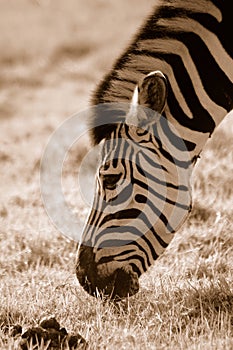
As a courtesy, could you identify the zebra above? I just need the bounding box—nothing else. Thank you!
[76,0,233,299]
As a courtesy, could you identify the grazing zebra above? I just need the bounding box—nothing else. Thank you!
[76,0,233,299]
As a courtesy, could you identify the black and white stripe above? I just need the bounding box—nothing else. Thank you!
[76,0,233,296]
[91,0,232,143]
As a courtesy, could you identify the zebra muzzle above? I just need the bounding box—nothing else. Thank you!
[76,246,139,299]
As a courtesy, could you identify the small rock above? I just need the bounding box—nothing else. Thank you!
[19,338,28,350]
[21,326,48,342]
[39,316,60,331]
[15,317,88,349]
[9,324,22,337]
[60,327,68,336]
[67,334,87,349]
[0,323,22,337]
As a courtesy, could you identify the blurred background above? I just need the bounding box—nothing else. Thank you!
[0,0,155,224]
[0,0,155,119]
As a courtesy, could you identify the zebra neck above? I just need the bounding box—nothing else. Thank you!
[163,108,226,162]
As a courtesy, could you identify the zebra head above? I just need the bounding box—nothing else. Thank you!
[76,71,192,299]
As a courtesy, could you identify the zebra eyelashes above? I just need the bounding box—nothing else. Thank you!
[98,164,123,191]
[126,70,168,129]
[102,173,122,190]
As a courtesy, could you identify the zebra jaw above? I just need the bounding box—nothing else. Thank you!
[76,246,139,299]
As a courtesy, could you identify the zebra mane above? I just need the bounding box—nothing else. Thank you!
[89,5,162,145]
[89,98,127,146]
[89,0,231,145]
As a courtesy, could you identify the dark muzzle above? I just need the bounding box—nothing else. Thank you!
[76,245,139,299]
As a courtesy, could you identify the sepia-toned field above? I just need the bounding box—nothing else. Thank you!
[0,1,233,349]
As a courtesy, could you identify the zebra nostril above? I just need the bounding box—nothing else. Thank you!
[76,245,139,299]
[113,265,139,298]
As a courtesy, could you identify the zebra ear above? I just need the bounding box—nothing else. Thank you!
[138,71,167,113]
[126,71,167,127]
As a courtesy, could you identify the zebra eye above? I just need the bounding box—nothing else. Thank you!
[102,173,122,190]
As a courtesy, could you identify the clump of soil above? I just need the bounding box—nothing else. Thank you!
[6,316,87,349]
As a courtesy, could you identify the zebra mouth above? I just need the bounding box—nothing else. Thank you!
[76,246,139,299]
[110,265,140,299]
[76,265,139,299]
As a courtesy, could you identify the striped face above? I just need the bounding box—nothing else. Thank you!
[76,72,193,298]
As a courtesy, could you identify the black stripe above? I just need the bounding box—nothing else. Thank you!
[135,194,147,203]
[132,239,159,266]
[133,178,190,210]
[96,225,142,242]
[135,156,189,190]
[96,226,160,268]
[132,48,216,133]
[91,2,232,145]
[108,184,133,204]
[103,251,150,274]
[99,208,141,227]
[131,263,143,275]
[96,229,151,268]
[150,125,192,168]
[220,4,233,58]
[107,250,148,273]
[98,241,150,270]
[139,211,169,248]
[96,207,168,249]
[160,117,196,152]
[139,150,168,172]
[124,125,163,160]
[179,32,233,112]
[135,194,175,233]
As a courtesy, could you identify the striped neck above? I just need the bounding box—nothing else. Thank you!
[91,0,233,151]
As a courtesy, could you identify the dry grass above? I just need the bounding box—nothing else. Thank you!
[0,1,233,349]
